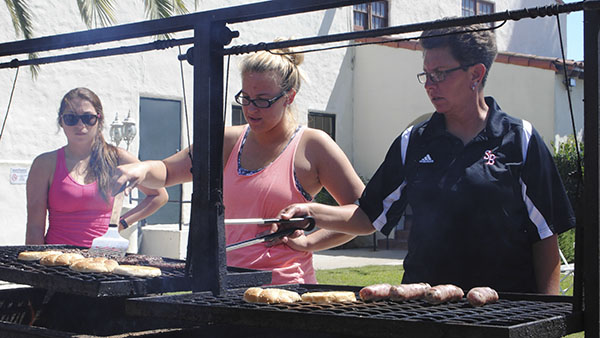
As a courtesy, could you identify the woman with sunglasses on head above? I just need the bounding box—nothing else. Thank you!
[25,87,168,247]
[277,24,575,294]
[114,43,364,285]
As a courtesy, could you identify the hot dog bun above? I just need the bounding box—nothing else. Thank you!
[112,265,162,278]
[301,291,357,304]
[18,250,63,261]
[243,287,301,304]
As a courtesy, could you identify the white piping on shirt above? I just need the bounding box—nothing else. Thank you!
[520,120,553,240]
[372,127,413,231]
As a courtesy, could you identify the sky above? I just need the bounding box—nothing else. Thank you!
[564,0,584,61]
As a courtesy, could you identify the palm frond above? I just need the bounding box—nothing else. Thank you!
[28,52,40,78]
[76,0,116,28]
[172,0,189,15]
[144,0,171,20]
[144,0,188,40]
[4,0,34,39]
[4,1,39,77]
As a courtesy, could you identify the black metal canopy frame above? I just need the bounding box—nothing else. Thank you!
[0,0,599,336]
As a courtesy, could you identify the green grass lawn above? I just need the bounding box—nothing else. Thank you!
[316,265,583,338]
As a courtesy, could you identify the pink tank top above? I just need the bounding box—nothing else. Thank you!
[46,147,114,247]
[224,126,316,285]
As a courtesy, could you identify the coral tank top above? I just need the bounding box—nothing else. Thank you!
[224,125,316,285]
[45,147,113,247]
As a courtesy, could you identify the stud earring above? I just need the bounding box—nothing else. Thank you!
[471,81,479,91]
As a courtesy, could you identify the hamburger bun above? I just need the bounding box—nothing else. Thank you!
[112,265,162,278]
[301,291,357,304]
[17,250,63,261]
[243,287,301,304]
[70,257,119,273]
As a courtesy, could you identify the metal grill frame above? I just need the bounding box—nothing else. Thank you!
[0,245,268,297]
[0,0,598,335]
[125,285,582,338]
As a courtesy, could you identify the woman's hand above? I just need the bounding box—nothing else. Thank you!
[279,233,310,251]
[112,162,150,196]
[278,203,312,221]
[263,230,308,250]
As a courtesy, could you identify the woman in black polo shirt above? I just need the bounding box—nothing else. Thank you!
[279,24,575,294]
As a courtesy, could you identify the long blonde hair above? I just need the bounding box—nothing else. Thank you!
[239,38,306,115]
[58,88,119,202]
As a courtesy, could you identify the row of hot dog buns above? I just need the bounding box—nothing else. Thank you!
[17,250,161,277]
[243,287,357,304]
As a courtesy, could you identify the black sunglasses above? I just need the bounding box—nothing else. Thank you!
[61,114,99,126]
[235,90,287,108]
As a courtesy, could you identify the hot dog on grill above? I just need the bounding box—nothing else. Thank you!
[359,283,392,301]
[466,287,499,307]
[389,283,431,301]
[423,284,464,304]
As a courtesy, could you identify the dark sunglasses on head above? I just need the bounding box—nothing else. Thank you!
[61,114,99,126]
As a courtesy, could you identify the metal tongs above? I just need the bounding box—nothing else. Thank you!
[225,216,316,252]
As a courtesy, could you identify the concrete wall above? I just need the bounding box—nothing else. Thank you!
[352,44,430,179]
[387,0,566,58]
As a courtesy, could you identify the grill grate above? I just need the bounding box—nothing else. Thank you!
[0,245,191,297]
[127,285,582,338]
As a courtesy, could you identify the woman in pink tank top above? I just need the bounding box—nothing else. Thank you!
[26,88,168,248]
[114,41,365,284]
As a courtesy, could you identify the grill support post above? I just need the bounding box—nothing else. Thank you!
[189,20,228,294]
[582,1,600,335]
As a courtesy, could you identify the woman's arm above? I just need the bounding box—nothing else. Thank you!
[26,153,54,244]
[280,202,376,235]
[303,129,365,205]
[114,146,193,192]
[284,229,356,252]
[532,234,561,294]
[116,149,169,229]
[281,129,369,251]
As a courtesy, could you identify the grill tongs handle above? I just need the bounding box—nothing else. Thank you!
[225,216,315,252]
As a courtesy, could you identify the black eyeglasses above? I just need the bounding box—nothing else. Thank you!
[417,64,475,84]
[235,90,286,108]
[61,114,99,126]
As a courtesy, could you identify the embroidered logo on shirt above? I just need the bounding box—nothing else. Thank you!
[419,154,434,164]
[483,150,496,165]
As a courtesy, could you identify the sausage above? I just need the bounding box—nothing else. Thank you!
[466,287,499,307]
[359,283,392,301]
[423,284,464,304]
[389,283,431,301]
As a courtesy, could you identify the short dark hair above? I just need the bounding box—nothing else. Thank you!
[420,23,497,86]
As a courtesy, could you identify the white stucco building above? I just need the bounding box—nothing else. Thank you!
[0,0,583,255]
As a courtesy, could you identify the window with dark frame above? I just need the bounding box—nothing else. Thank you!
[353,1,388,30]
[462,0,495,17]
[308,112,336,141]
[231,105,246,126]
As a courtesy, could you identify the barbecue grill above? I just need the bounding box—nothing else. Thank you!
[126,285,582,338]
[0,0,598,337]
[0,245,270,297]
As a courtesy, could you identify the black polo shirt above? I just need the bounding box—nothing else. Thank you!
[358,97,576,292]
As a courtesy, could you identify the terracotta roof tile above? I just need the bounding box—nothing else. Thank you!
[355,36,584,75]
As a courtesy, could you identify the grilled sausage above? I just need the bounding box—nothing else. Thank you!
[467,287,499,307]
[359,283,392,301]
[424,284,464,304]
[389,283,431,301]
